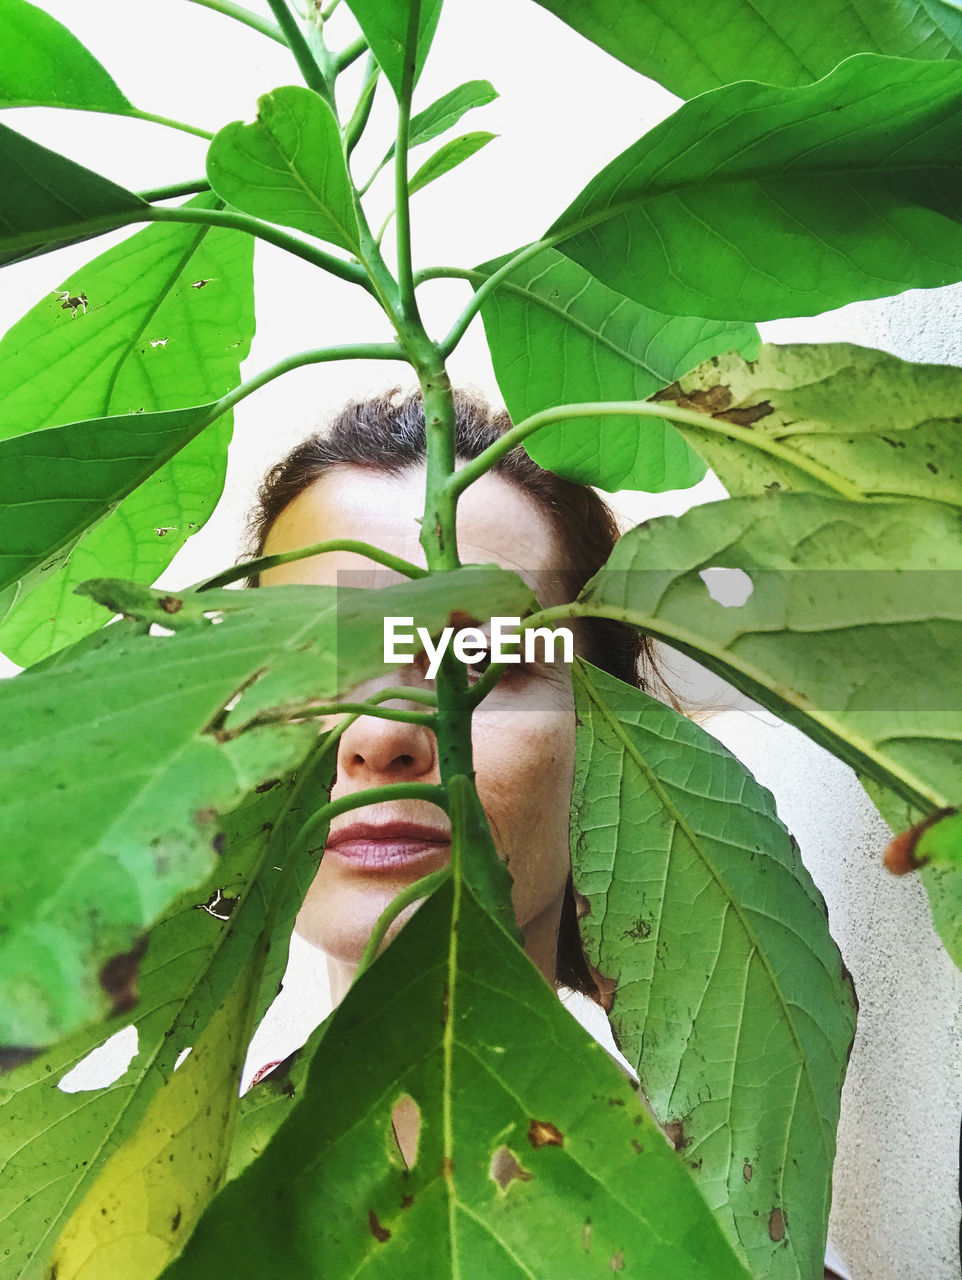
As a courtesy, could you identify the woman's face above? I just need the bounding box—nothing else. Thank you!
[261,463,577,989]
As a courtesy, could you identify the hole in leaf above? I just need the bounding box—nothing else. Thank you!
[58,1025,138,1092]
[390,1093,421,1170]
[699,566,754,607]
[489,1144,532,1191]
[174,1047,192,1071]
[148,623,176,638]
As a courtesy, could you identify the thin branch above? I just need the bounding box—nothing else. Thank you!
[353,868,450,982]
[446,399,868,502]
[227,700,436,735]
[438,238,553,356]
[289,782,447,860]
[394,0,422,324]
[344,55,380,159]
[195,535,426,590]
[265,0,334,104]
[138,178,211,203]
[205,339,406,422]
[181,0,286,42]
[125,108,214,140]
[335,34,368,73]
[147,205,373,288]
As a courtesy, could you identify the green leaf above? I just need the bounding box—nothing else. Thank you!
[571,661,856,1279]
[0,404,216,598]
[379,78,497,167]
[0,568,533,1044]
[408,130,495,197]
[654,343,962,506]
[920,865,962,967]
[0,773,317,1280]
[344,0,443,98]
[48,957,259,1280]
[0,198,255,666]
[478,246,758,490]
[47,973,253,1280]
[162,875,749,1280]
[577,493,962,813]
[533,0,962,96]
[548,55,962,322]
[207,85,360,251]
[0,122,144,265]
[0,0,131,112]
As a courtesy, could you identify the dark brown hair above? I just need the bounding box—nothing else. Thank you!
[245,388,652,998]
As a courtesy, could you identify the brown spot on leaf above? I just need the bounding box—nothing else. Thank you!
[583,1219,592,1252]
[652,381,773,427]
[368,1209,390,1243]
[99,937,147,1014]
[158,596,183,615]
[255,778,281,794]
[717,400,773,427]
[623,917,651,941]
[743,1161,753,1182]
[631,1139,644,1155]
[884,807,954,874]
[663,1118,691,1150]
[211,832,226,856]
[490,1145,533,1190]
[193,807,218,827]
[440,981,449,1025]
[0,1046,39,1073]
[441,1156,454,1176]
[769,1207,786,1242]
[171,1208,182,1232]
[528,1119,564,1149]
[401,1193,414,1210]
[927,461,939,474]
[610,1250,625,1271]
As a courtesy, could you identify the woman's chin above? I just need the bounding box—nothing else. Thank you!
[294,884,427,970]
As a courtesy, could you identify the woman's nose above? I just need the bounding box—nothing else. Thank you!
[336,708,437,783]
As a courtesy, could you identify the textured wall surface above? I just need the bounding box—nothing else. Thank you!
[711,711,962,1280]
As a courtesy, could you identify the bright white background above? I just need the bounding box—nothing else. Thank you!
[4,3,961,1275]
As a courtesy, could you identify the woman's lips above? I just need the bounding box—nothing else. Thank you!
[325,821,451,872]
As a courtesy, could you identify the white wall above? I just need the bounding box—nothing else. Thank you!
[5,2,960,1275]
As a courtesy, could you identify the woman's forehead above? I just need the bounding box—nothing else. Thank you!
[261,464,567,593]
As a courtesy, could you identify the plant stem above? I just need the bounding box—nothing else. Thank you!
[265,0,335,105]
[344,55,380,159]
[394,0,423,328]
[126,109,214,140]
[335,34,368,73]
[182,0,286,42]
[352,869,450,982]
[147,205,373,287]
[205,341,405,425]
[227,700,436,735]
[446,399,868,502]
[138,179,211,203]
[321,0,342,17]
[438,238,553,355]
[194,537,427,590]
[289,783,447,861]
